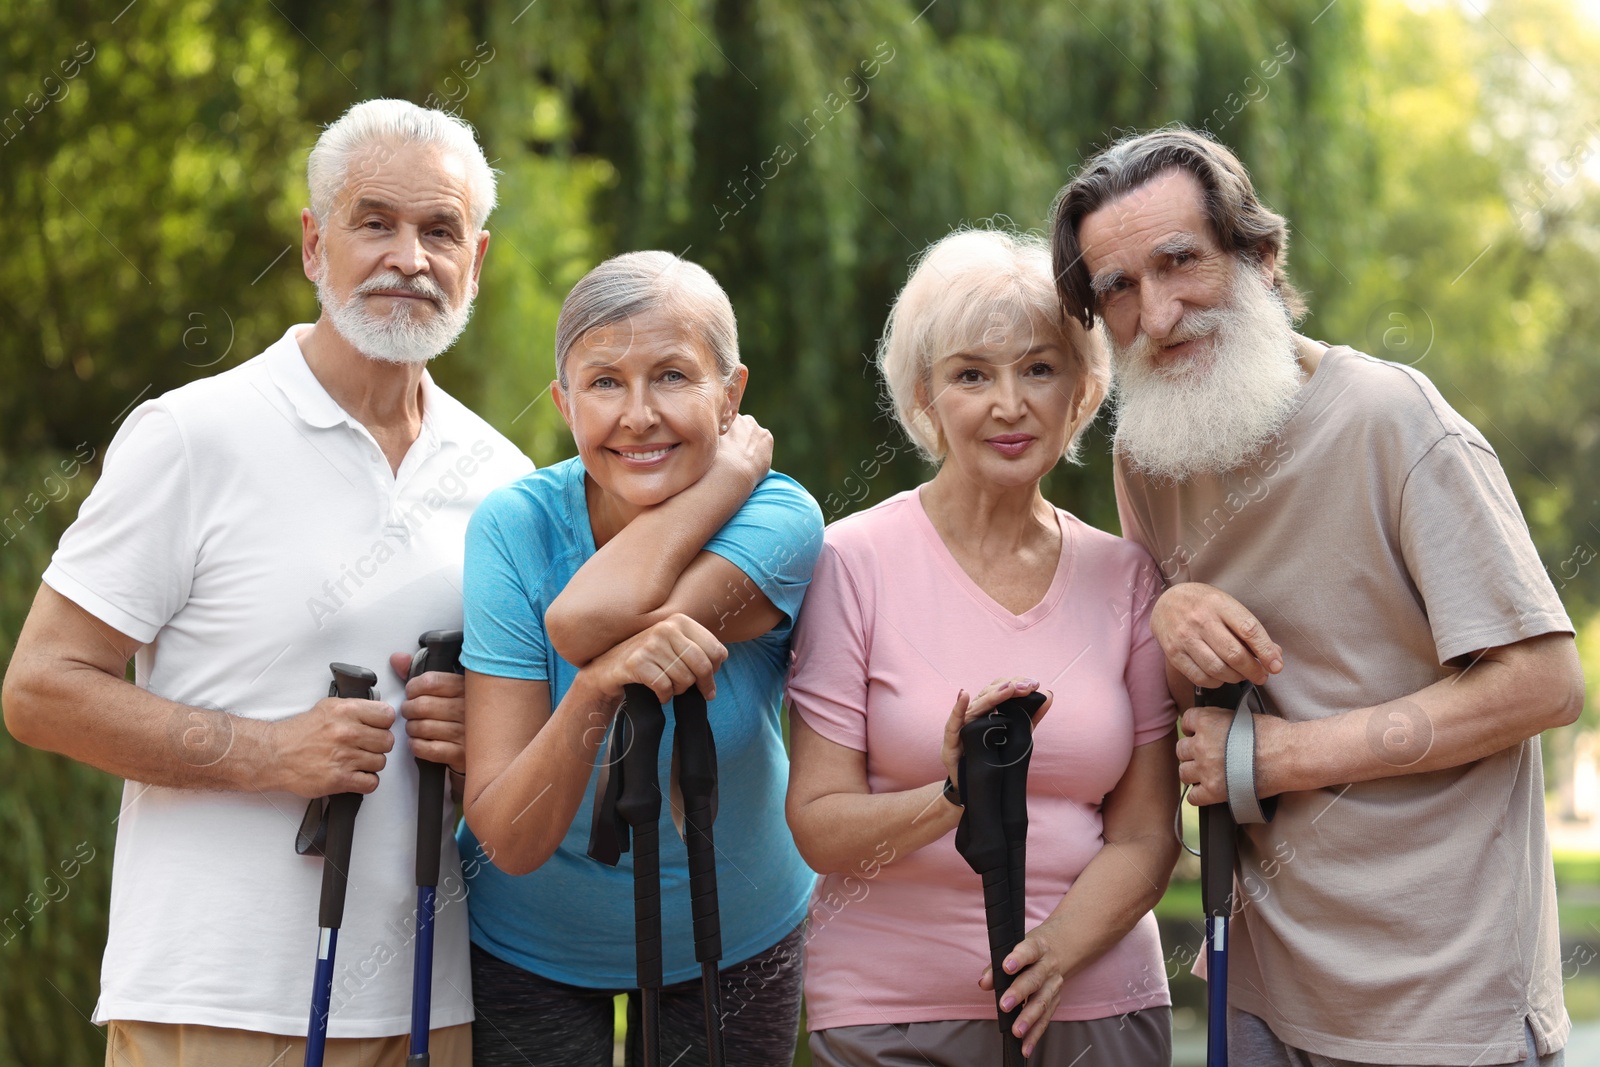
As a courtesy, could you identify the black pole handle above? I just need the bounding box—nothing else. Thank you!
[673,685,726,1067]
[996,694,1040,962]
[1195,683,1248,921]
[318,663,377,930]
[411,630,463,890]
[616,684,667,993]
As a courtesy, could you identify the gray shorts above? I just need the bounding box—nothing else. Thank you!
[808,1009,1172,1067]
[1230,1008,1564,1067]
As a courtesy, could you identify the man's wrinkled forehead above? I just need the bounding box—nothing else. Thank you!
[1080,170,1214,278]
[331,139,474,218]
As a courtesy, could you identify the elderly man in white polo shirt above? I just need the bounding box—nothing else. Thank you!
[2,99,531,1066]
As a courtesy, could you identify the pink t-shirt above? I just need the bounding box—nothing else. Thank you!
[787,488,1177,1031]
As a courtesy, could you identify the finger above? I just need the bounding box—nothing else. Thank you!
[404,715,465,744]
[966,680,1023,719]
[978,964,994,991]
[1014,973,1064,1041]
[406,670,466,701]
[345,748,387,775]
[409,739,465,770]
[944,690,970,743]
[348,770,381,795]
[1170,650,1222,690]
[675,641,721,698]
[1224,603,1282,674]
[401,694,465,725]
[355,724,397,754]
[1002,935,1041,979]
[351,700,397,729]
[1020,987,1064,1056]
[1200,621,1263,685]
[388,651,414,681]
[1030,690,1053,728]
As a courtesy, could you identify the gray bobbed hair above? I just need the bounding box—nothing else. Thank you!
[554,251,741,389]
[307,98,498,230]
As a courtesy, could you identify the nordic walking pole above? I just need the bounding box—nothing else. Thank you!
[407,629,463,1067]
[673,685,726,1067]
[955,691,1045,1066]
[1194,680,1256,1067]
[614,683,669,1067]
[300,662,379,1067]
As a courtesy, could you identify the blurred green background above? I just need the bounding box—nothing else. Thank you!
[2,0,1599,1063]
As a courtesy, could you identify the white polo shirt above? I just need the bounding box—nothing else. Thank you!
[43,324,533,1037]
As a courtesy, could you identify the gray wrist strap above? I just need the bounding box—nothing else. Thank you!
[1225,703,1270,825]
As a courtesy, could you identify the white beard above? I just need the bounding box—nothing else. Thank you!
[315,252,474,366]
[1109,261,1301,482]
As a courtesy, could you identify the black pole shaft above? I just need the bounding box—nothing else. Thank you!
[616,684,667,1067]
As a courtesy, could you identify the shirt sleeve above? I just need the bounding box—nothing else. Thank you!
[1124,552,1179,746]
[702,472,825,634]
[461,489,552,681]
[785,540,871,752]
[42,403,195,644]
[1399,434,1573,665]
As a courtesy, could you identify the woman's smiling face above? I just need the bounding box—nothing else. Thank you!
[553,307,745,512]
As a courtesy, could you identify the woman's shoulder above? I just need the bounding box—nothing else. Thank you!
[821,489,922,552]
[1058,508,1161,576]
[470,457,585,543]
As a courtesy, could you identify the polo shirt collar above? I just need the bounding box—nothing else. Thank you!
[264,325,444,443]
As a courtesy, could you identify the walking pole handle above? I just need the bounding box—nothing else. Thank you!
[318,663,377,929]
[617,684,667,991]
[410,630,463,889]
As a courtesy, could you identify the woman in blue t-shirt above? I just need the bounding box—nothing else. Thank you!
[458,251,823,1066]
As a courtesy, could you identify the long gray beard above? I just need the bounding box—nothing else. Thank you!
[1110,262,1301,483]
[315,255,474,366]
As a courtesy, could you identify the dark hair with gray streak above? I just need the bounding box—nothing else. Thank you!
[554,251,740,389]
[1050,127,1306,331]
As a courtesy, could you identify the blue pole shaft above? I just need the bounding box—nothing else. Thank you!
[1207,915,1229,1067]
[408,885,436,1064]
[305,926,339,1067]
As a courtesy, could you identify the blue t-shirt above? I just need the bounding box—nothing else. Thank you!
[458,456,823,987]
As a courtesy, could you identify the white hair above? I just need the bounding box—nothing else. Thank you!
[554,251,741,390]
[307,98,497,230]
[877,228,1110,464]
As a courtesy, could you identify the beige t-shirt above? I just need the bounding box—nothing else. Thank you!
[1115,346,1573,1064]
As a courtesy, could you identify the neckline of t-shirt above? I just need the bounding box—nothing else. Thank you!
[909,485,1077,630]
[1279,342,1351,433]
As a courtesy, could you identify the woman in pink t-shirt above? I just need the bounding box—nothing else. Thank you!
[786,229,1181,1065]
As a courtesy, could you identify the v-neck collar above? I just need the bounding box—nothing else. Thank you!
[909,485,1076,630]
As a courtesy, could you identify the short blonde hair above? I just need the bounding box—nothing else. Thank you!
[877,228,1109,464]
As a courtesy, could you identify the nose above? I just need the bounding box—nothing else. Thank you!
[384,225,429,276]
[1138,276,1185,342]
[991,366,1026,422]
[619,381,659,434]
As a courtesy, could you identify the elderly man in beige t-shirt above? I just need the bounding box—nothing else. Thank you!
[1048,128,1584,1066]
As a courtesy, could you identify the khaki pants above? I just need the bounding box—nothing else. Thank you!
[105,1019,471,1067]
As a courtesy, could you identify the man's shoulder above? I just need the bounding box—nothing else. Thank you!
[1317,346,1491,452]
[423,381,535,481]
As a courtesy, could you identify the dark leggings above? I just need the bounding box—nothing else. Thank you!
[470,925,804,1067]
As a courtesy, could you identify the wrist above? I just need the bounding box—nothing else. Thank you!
[940,776,963,810]
[1252,713,1301,797]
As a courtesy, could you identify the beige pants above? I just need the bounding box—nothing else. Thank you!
[105,1020,471,1067]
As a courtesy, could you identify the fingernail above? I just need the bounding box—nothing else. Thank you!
[1001,996,1015,1011]
[1016,1021,1029,1036]
[1004,957,1018,973]
[1021,678,1039,688]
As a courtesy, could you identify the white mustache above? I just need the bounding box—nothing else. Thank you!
[353,271,445,304]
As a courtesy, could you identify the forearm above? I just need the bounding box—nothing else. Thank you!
[464,673,620,875]
[1257,635,1583,796]
[789,781,961,875]
[1032,830,1178,980]
[4,660,279,792]
[548,463,755,664]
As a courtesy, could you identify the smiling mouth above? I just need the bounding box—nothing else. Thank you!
[610,445,678,463]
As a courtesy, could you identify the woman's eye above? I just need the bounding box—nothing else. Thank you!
[592,376,618,389]
[957,368,984,383]
[1027,362,1055,377]
[662,369,686,383]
